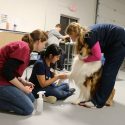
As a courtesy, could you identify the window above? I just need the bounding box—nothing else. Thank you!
[60,15,78,35]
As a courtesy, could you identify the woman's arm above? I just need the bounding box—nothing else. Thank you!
[37,74,67,88]
[3,58,33,93]
[10,77,33,93]
[52,30,69,39]
[18,77,34,88]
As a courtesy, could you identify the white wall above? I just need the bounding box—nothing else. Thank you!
[0,0,96,32]
[0,0,46,32]
[44,0,97,31]
[96,0,125,27]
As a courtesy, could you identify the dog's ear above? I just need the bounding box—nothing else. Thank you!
[84,43,88,48]
[76,41,84,54]
[85,43,91,55]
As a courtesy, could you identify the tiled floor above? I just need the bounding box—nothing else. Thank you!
[0,70,125,125]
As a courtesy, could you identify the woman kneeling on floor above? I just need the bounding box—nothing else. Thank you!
[29,44,75,103]
[0,29,48,115]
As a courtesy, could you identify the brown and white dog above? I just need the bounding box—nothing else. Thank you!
[67,43,115,106]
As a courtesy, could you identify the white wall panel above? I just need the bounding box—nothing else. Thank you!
[0,0,97,32]
[96,0,125,27]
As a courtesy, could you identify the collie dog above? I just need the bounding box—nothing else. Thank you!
[67,43,115,106]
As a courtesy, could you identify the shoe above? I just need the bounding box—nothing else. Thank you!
[69,88,76,94]
[67,88,76,97]
[43,96,57,104]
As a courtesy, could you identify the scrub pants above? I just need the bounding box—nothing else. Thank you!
[92,39,125,108]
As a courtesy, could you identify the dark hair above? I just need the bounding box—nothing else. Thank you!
[44,44,62,58]
[55,24,61,28]
[22,29,48,51]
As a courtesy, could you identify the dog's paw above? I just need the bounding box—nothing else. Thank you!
[105,100,114,106]
[71,102,79,105]
[71,100,81,105]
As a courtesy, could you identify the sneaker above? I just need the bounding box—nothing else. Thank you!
[67,88,76,97]
[43,96,57,104]
[69,88,76,94]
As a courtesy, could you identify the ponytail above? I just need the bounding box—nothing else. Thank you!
[22,29,48,51]
[22,34,33,51]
